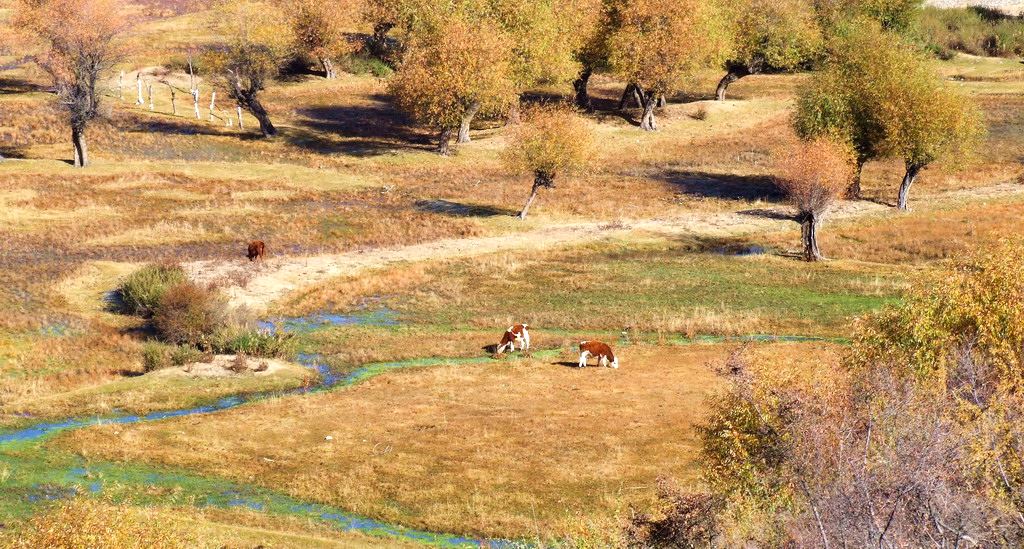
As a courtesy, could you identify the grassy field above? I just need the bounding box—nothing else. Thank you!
[0,3,1022,544]
[55,341,843,540]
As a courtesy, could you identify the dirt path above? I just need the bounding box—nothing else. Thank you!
[187,183,1020,311]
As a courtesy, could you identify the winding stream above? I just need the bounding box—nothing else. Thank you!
[0,311,843,547]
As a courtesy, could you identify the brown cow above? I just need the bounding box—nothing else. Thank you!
[247,240,266,262]
[578,340,618,368]
[496,323,530,354]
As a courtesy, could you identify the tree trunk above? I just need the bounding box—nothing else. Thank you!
[437,127,454,155]
[370,22,395,60]
[72,125,88,168]
[237,106,244,130]
[897,163,921,211]
[801,213,822,261]
[573,66,592,110]
[657,94,666,108]
[458,101,480,143]
[619,83,642,110]
[715,70,744,101]
[170,87,177,115]
[846,160,865,199]
[639,89,657,131]
[321,57,336,79]
[519,173,553,219]
[245,97,277,137]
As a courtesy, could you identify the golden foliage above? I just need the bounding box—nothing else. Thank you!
[607,0,732,95]
[503,104,592,179]
[388,15,516,130]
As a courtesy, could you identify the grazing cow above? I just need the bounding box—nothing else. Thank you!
[247,240,266,262]
[496,323,530,354]
[578,340,619,369]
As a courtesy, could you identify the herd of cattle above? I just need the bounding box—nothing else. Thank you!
[246,241,619,369]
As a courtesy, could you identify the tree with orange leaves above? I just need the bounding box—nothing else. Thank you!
[12,0,129,167]
[608,0,731,131]
[774,137,856,261]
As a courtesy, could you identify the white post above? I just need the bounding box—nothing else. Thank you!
[148,82,154,111]
[136,73,144,105]
[209,91,216,122]
[237,106,244,130]
[192,88,201,119]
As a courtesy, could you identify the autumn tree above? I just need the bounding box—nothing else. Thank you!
[388,15,516,154]
[608,0,732,131]
[12,0,128,167]
[285,0,362,79]
[698,243,1024,546]
[716,0,821,101]
[775,137,855,261]
[503,105,591,219]
[795,22,983,207]
[880,74,983,211]
[204,0,292,137]
[571,0,614,110]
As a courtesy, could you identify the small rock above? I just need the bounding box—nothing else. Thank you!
[324,435,333,442]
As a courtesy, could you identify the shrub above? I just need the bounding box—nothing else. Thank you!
[213,326,295,358]
[118,264,187,316]
[3,497,191,548]
[625,478,723,548]
[141,341,172,372]
[920,6,1024,58]
[338,53,393,78]
[152,282,226,350]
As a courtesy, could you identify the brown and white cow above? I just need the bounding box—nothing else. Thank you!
[496,324,530,354]
[578,340,618,369]
[247,240,266,262]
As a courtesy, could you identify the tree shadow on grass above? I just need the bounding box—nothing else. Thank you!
[288,95,436,156]
[414,199,517,218]
[654,169,783,201]
[738,207,796,221]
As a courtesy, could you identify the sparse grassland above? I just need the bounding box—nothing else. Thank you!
[55,342,842,540]
[1,4,1023,545]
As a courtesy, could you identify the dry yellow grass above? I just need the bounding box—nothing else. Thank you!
[57,342,841,540]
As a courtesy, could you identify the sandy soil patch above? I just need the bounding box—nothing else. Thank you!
[152,354,293,378]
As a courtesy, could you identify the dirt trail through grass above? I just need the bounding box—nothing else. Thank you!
[187,183,1022,311]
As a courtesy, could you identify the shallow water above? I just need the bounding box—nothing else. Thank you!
[0,309,519,548]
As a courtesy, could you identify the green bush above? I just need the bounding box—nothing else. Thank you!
[152,282,226,350]
[119,264,187,316]
[339,53,393,78]
[141,342,172,372]
[213,326,295,358]
[920,6,1024,58]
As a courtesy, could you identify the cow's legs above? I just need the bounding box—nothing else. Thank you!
[522,333,530,350]
[578,351,590,368]
[598,355,608,368]
[497,342,509,354]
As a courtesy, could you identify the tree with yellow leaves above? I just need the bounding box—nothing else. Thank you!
[608,0,732,131]
[388,15,516,155]
[285,0,363,79]
[503,104,592,219]
[204,0,293,137]
[716,0,821,100]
